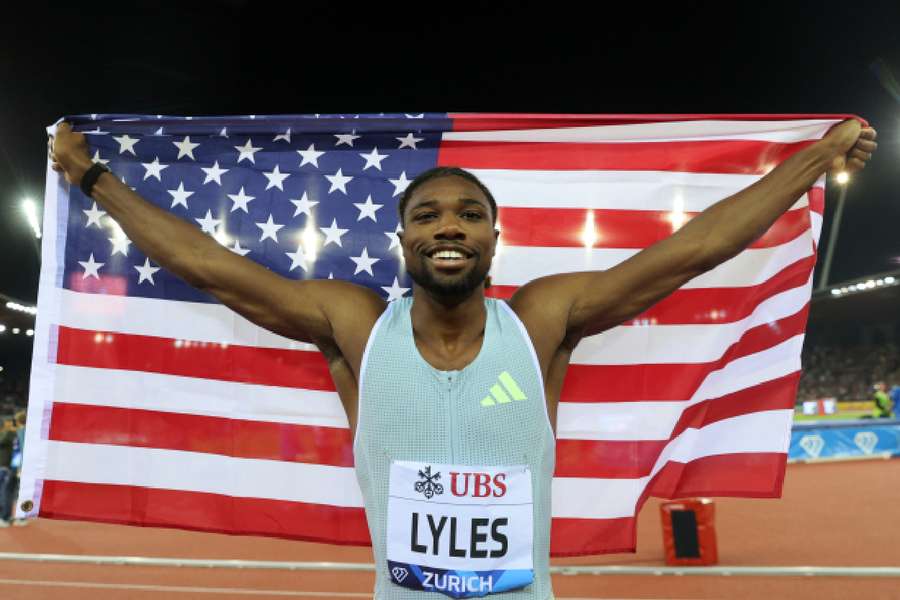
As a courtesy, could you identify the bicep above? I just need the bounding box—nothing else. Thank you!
[200,246,385,344]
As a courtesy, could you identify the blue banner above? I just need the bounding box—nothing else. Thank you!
[790,419,900,461]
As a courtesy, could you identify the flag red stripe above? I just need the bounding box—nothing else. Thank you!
[448,113,860,132]
[55,326,338,391]
[555,371,799,478]
[488,254,813,327]
[48,403,354,467]
[39,480,371,546]
[437,139,815,174]
[561,304,809,402]
[808,186,825,214]
[549,451,786,556]
[497,206,808,249]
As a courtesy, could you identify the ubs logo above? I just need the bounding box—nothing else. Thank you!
[414,465,444,499]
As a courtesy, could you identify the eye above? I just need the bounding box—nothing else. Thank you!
[462,211,483,220]
[413,212,436,222]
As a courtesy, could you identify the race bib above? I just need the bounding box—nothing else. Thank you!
[386,461,534,598]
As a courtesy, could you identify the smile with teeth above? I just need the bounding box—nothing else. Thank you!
[427,249,470,265]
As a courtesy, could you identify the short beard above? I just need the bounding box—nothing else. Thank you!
[406,259,489,302]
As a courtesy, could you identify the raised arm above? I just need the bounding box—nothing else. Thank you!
[49,123,386,349]
[511,119,876,353]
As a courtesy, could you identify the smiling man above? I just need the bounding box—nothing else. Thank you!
[50,119,875,599]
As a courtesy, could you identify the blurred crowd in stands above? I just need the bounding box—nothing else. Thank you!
[799,341,900,405]
[0,373,28,526]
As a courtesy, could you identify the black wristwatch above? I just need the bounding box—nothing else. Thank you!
[79,162,111,198]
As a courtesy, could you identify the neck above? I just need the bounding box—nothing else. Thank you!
[410,284,487,347]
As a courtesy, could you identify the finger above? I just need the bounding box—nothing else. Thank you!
[57,121,71,132]
[847,158,866,172]
[850,148,872,161]
[51,164,62,172]
[859,127,877,140]
[855,139,877,153]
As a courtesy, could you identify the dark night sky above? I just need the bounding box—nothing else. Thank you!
[2,1,899,303]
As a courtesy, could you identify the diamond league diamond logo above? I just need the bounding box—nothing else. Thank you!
[799,434,825,458]
[391,566,409,583]
[854,431,878,455]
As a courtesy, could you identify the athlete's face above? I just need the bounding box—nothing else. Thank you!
[400,176,498,300]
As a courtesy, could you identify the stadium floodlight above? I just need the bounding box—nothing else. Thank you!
[26,329,34,337]
[831,289,841,296]
[22,198,42,239]
[835,171,850,185]
[12,328,20,334]
[0,325,5,333]
[5,301,37,316]
[876,279,884,286]
[887,276,896,284]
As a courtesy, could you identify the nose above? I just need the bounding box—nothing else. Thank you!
[434,214,465,240]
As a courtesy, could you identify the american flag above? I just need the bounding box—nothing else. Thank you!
[22,113,849,555]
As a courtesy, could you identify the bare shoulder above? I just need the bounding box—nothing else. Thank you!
[304,279,387,374]
[506,274,583,373]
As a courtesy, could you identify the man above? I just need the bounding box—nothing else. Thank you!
[0,417,15,527]
[50,119,875,599]
[872,382,893,419]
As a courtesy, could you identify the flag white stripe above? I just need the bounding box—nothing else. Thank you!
[55,271,805,368]
[491,230,812,288]
[479,169,816,213]
[572,276,810,365]
[551,409,794,519]
[483,169,770,211]
[54,364,348,428]
[44,441,365,507]
[444,119,838,143]
[558,335,803,441]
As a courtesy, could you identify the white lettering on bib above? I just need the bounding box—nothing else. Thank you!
[386,461,534,598]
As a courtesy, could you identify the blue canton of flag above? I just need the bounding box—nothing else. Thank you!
[62,113,452,303]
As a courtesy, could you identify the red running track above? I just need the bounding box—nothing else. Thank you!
[0,459,898,599]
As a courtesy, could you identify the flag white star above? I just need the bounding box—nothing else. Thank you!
[353,194,383,222]
[91,150,111,165]
[359,147,388,171]
[350,247,380,276]
[405,113,425,119]
[285,244,308,272]
[297,143,324,168]
[167,182,194,209]
[201,161,229,185]
[255,214,284,242]
[142,156,168,181]
[112,134,139,155]
[319,219,348,248]
[263,164,290,191]
[234,138,262,164]
[83,202,106,228]
[334,132,361,147]
[78,253,104,279]
[229,240,251,256]
[384,222,403,250]
[173,136,200,160]
[195,209,222,234]
[382,276,410,301]
[153,126,165,136]
[227,187,255,213]
[389,171,412,197]
[325,168,353,194]
[274,128,291,143]
[134,257,161,285]
[396,133,424,149]
[218,126,229,138]
[109,234,131,256]
[290,192,318,217]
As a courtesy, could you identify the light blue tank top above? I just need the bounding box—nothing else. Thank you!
[354,297,556,599]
